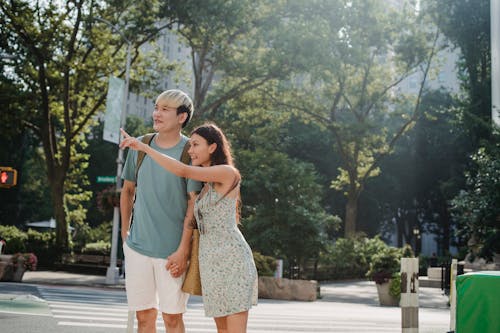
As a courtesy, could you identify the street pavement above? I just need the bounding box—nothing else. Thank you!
[0,270,452,333]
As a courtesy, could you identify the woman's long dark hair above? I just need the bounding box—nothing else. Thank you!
[191,123,241,219]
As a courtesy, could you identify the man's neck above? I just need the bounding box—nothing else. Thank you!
[155,129,182,149]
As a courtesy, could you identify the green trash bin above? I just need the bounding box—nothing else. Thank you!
[456,271,500,333]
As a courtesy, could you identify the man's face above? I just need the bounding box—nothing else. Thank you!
[152,99,184,132]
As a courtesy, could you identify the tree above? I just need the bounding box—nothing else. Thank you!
[161,0,313,118]
[269,0,440,236]
[364,90,465,254]
[238,148,340,275]
[451,140,500,261]
[0,0,169,252]
[426,0,494,258]
[427,0,492,147]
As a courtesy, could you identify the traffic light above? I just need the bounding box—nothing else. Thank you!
[0,167,17,188]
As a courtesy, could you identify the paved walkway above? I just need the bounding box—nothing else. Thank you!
[17,270,450,309]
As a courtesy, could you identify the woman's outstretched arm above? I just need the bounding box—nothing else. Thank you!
[120,128,235,185]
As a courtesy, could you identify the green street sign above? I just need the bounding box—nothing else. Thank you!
[97,176,116,184]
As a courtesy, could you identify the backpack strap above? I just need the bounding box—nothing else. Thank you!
[134,133,156,184]
[134,134,191,184]
[180,141,191,165]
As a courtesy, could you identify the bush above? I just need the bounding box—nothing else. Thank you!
[81,241,111,255]
[366,246,402,284]
[73,221,112,253]
[25,229,57,268]
[0,225,28,253]
[253,251,277,277]
[316,235,391,280]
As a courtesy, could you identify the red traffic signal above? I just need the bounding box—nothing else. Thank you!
[0,167,17,188]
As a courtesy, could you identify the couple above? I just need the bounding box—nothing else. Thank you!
[120,89,258,333]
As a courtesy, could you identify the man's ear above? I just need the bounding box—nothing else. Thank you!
[178,112,188,125]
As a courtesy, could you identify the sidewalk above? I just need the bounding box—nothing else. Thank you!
[17,270,449,309]
[22,270,125,289]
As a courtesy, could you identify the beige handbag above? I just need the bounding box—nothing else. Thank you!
[181,229,202,296]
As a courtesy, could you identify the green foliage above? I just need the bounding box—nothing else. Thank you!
[0,225,28,253]
[25,229,56,268]
[0,225,57,268]
[426,0,491,146]
[0,0,169,252]
[252,251,277,277]
[451,143,500,261]
[82,241,111,255]
[366,245,403,284]
[389,272,401,298]
[265,0,440,236]
[317,235,390,280]
[72,221,112,253]
[238,148,341,271]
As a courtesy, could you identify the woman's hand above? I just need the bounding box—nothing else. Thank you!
[119,128,146,151]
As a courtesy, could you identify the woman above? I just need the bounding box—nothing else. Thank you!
[120,123,258,333]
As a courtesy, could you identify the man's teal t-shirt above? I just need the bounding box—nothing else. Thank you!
[121,134,201,259]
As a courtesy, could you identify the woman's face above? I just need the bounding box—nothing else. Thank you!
[188,133,216,167]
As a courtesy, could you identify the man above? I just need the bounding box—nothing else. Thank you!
[120,89,201,333]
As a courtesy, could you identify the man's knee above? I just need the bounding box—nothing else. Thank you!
[136,308,157,325]
[162,313,183,328]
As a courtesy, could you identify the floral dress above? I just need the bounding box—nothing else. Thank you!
[194,183,258,317]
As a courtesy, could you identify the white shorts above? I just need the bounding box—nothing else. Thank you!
[123,242,189,314]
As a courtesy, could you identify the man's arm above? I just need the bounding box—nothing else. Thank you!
[120,180,136,242]
[166,191,198,277]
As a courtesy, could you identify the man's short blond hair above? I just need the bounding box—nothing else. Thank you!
[156,89,194,128]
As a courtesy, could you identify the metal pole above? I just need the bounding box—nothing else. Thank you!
[106,29,132,285]
[492,0,500,127]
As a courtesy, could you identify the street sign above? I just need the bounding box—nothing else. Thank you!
[97,176,116,184]
[103,76,125,144]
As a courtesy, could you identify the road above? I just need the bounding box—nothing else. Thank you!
[0,281,451,333]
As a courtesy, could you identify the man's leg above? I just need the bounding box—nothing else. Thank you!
[137,308,158,333]
[162,312,185,333]
[153,256,189,332]
[123,243,159,333]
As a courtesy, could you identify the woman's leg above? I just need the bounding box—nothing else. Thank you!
[226,310,249,333]
[214,316,228,333]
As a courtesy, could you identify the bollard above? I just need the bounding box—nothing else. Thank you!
[401,257,419,333]
[448,259,458,333]
[127,310,135,333]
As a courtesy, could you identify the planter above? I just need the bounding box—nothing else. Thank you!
[0,254,26,282]
[258,276,318,301]
[376,280,399,306]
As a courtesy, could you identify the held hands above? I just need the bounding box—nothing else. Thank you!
[166,250,188,278]
[119,128,147,151]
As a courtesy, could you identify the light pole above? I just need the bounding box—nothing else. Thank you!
[492,0,500,127]
[96,17,132,285]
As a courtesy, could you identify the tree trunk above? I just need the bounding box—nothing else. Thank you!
[439,201,451,256]
[344,193,358,238]
[50,175,69,254]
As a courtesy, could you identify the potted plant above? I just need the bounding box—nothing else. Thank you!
[366,247,402,306]
[97,186,121,213]
[1,252,38,282]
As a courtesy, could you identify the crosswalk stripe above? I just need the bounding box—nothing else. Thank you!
[36,285,406,333]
